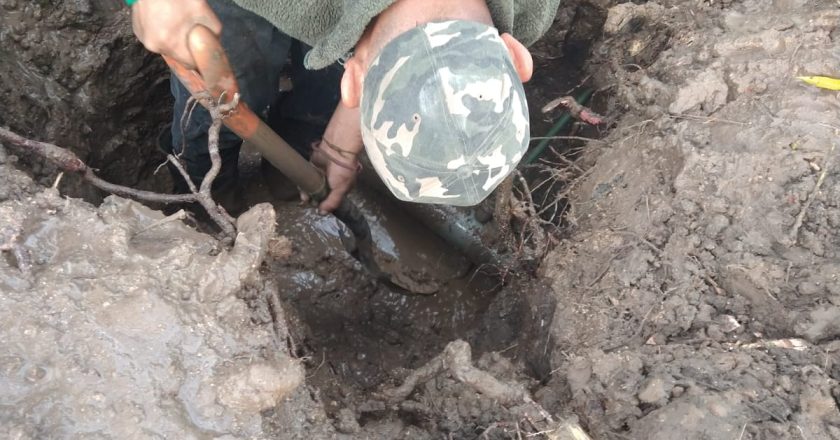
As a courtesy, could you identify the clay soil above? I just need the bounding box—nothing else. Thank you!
[3,0,840,439]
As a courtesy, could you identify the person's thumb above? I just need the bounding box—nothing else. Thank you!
[318,187,348,215]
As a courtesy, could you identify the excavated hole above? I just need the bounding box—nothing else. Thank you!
[56,0,611,431]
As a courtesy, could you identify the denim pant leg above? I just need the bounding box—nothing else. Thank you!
[266,41,344,158]
[168,0,290,190]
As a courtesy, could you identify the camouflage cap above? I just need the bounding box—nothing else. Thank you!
[360,20,530,206]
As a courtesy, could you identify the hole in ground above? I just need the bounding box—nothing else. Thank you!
[55,0,612,432]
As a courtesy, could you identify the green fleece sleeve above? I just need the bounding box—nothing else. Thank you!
[231,0,393,69]
[486,0,562,46]
[231,0,561,69]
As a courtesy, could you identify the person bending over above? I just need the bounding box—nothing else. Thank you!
[130,0,559,211]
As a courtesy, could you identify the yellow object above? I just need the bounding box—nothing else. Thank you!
[798,76,840,91]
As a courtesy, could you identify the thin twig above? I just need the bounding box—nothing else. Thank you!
[737,423,747,440]
[168,154,199,194]
[1,101,238,242]
[51,172,64,189]
[82,171,196,203]
[266,290,294,355]
[480,422,499,439]
[587,252,621,288]
[788,143,835,245]
[745,401,786,424]
[132,209,188,237]
[306,351,327,379]
[667,113,748,126]
[530,135,609,145]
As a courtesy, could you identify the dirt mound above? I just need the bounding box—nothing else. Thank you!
[4,0,840,438]
[0,150,333,438]
[539,1,840,438]
[0,1,169,195]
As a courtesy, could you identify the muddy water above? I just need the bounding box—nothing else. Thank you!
[240,172,502,407]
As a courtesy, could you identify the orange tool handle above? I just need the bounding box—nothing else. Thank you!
[162,25,328,200]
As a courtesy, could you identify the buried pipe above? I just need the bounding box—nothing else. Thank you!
[357,166,509,270]
[397,202,506,269]
[357,91,595,270]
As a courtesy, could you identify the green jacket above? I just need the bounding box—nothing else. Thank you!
[231,0,561,69]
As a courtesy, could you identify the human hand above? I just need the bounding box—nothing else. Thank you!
[131,0,222,68]
[310,139,360,214]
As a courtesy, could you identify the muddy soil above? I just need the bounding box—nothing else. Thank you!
[539,1,840,438]
[0,0,171,196]
[4,0,840,439]
[0,150,332,438]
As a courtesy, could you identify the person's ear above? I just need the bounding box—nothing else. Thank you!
[340,57,364,108]
[500,33,533,83]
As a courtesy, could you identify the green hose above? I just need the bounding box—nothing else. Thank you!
[523,89,594,165]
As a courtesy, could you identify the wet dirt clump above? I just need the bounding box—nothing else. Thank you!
[0,146,340,438]
[537,1,840,438]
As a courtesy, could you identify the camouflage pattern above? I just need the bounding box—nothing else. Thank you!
[360,20,530,206]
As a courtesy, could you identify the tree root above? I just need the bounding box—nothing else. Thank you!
[0,94,240,244]
[786,142,836,246]
[541,95,605,126]
[375,340,592,440]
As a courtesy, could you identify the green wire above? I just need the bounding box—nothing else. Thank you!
[523,89,594,165]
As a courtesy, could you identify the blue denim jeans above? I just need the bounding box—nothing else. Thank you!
[164,0,342,191]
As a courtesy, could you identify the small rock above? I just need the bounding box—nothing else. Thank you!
[777,375,792,392]
[796,306,840,343]
[708,401,729,417]
[218,360,304,412]
[680,199,699,215]
[671,386,685,398]
[718,315,741,333]
[566,357,593,395]
[267,236,293,260]
[603,2,665,34]
[705,214,730,237]
[0,0,17,11]
[336,408,361,434]
[798,281,823,296]
[638,376,671,404]
[706,324,725,340]
[669,70,729,115]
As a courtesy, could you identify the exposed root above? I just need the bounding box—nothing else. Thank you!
[786,142,835,246]
[376,340,528,405]
[494,175,516,250]
[541,95,605,126]
[194,93,239,242]
[511,170,554,261]
[375,340,592,440]
[266,289,296,356]
[0,94,240,244]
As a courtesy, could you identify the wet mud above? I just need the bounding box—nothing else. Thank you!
[4,0,840,438]
[0,155,314,438]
